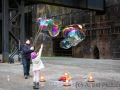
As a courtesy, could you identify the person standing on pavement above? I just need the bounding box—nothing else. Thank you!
[22,38,34,79]
[31,44,44,89]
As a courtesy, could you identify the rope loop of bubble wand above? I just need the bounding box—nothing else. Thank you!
[33,19,42,47]
[33,18,49,47]
[35,44,42,52]
[33,19,46,51]
[32,26,42,47]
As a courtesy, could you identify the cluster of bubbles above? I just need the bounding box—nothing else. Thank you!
[60,24,86,49]
[37,18,86,49]
[38,18,61,37]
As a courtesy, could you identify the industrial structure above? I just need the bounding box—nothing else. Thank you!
[1,0,120,63]
[39,1,120,59]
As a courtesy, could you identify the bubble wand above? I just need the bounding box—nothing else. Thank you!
[32,27,42,47]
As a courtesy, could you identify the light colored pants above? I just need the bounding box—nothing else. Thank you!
[33,70,40,82]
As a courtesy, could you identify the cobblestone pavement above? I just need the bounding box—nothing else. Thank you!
[0,57,120,90]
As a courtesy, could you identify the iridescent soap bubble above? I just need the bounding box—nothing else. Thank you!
[60,39,72,49]
[69,38,80,46]
[37,32,52,44]
[63,27,82,41]
[48,20,61,37]
[53,19,61,26]
[38,18,53,31]
[38,18,61,37]
[64,24,85,39]
[34,32,52,52]
[38,18,47,30]
[69,38,83,46]
[46,19,53,31]
[49,25,59,37]
[60,24,86,49]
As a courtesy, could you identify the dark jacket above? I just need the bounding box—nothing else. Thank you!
[22,44,33,59]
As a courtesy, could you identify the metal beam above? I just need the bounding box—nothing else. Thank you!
[9,31,19,42]
[2,0,25,63]
[8,0,25,63]
[9,12,20,23]
[2,0,9,63]
[13,0,20,7]
[20,0,25,45]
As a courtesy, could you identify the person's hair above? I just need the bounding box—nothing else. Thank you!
[25,38,30,42]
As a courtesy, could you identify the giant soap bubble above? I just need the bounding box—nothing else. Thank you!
[38,18,61,37]
[37,32,52,44]
[33,32,52,52]
[60,38,72,49]
[60,24,86,49]
[38,18,53,31]
[49,20,61,37]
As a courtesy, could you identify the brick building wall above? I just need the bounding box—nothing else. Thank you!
[72,2,120,59]
[31,0,120,59]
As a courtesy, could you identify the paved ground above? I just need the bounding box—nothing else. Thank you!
[0,56,120,90]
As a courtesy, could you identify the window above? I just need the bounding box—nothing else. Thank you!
[92,30,96,40]
[103,29,107,35]
[119,27,120,33]
[108,29,111,35]
[100,16,103,22]
[86,30,90,36]
[115,27,119,33]
[92,30,96,36]
[100,29,103,35]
